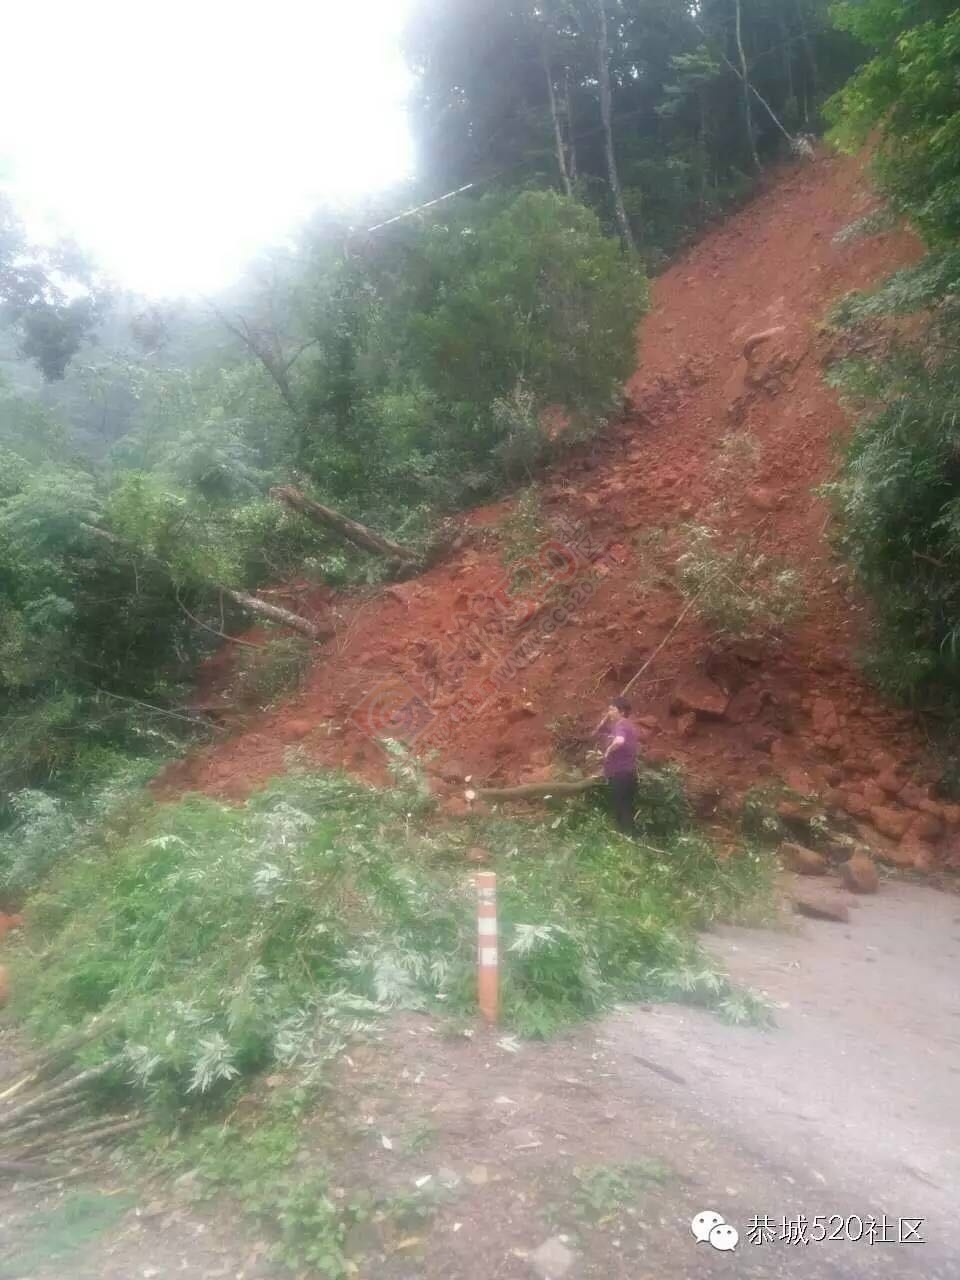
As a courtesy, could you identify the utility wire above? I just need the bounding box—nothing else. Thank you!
[365,182,477,233]
[362,103,656,237]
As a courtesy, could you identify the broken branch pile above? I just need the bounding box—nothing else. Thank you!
[0,1019,142,1182]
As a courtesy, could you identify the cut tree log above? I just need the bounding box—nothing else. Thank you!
[270,486,418,562]
[472,777,603,802]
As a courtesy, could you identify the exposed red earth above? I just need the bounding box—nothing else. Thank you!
[161,152,958,871]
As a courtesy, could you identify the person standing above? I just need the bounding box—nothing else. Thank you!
[596,697,640,834]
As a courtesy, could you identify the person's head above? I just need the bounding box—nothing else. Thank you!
[608,696,630,719]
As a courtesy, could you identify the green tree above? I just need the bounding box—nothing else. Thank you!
[825,0,960,712]
[404,0,853,261]
[829,0,960,242]
[0,196,104,380]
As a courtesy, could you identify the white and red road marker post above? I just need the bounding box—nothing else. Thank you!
[476,871,499,1024]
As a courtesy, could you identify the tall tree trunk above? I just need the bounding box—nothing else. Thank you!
[564,68,578,183]
[207,299,322,466]
[270,485,418,562]
[596,0,636,252]
[695,20,796,151]
[734,0,760,172]
[542,44,573,196]
[209,303,302,419]
[778,6,796,121]
[795,0,817,123]
[698,89,709,215]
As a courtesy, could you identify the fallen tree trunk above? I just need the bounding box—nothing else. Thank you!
[471,777,603,803]
[221,588,330,642]
[79,524,327,643]
[271,486,418,562]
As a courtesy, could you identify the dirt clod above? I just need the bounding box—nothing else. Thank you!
[792,891,851,923]
[840,851,879,894]
[869,806,912,841]
[780,841,829,875]
[670,672,729,720]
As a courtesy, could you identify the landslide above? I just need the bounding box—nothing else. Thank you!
[163,152,955,869]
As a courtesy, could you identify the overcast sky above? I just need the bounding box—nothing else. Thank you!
[0,1,414,296]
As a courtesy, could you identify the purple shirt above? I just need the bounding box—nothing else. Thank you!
[601,717,639,778]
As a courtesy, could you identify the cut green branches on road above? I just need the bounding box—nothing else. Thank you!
[9,766,775,1118]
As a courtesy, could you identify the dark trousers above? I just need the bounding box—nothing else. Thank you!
[607,773,637,835]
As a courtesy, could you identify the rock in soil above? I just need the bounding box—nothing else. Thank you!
[906,811,942,842]
[869,806,912,841]
[840,852,879,894]
[876,840,923,870]
[780,841,828,876]
[670,672,729,720]
[529,1236,576,1280]
[791,891,850,923]
[875,767,903,797]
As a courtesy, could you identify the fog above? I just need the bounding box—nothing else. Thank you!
[0,0,413,295]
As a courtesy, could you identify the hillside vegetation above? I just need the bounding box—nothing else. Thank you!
[1,0,957,1245]
[826,0,960,720]
[0,0,857,818]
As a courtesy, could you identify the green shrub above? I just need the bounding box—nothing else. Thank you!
[0,758,159,899]
[824,299,960,711]
[828,3,960,246]
[497,485,549,577]
[675,524,802,639]
[634,764,692,839]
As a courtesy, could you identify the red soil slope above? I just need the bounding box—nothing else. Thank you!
[164,153,957,868]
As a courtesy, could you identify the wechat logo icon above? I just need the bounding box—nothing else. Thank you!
[691,1210,739,1251]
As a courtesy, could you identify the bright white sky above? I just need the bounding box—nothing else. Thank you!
[0,1,414,296]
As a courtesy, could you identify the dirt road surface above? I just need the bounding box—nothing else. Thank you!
[3,876,957,1279]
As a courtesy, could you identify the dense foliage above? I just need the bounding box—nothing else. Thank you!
[829,0,960,244]
[0,190,643,801]
[0,1,870,807]
[294,190,647,507]
[407,0,855,265]
[826,0,960,712]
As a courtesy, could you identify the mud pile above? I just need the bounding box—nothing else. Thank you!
[162,153,958,870]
